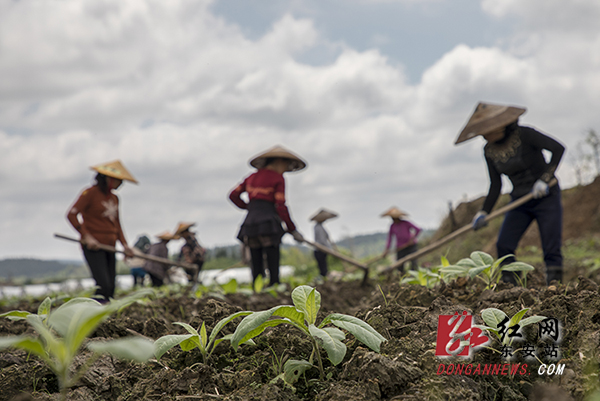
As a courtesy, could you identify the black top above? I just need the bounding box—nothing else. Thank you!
[482,124,565,213]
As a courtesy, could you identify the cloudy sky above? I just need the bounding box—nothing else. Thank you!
[1,0,599,261]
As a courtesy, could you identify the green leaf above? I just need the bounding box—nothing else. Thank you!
[26,315,66,362]
[481,308,507,329]
[253,275,264,293]
[272,306,306,328]
[471,251,494,266]
[207,311,253,348]
[173,322,199,336]
[37,297,52,317]
[467,265,490,279]
[509,308,530,327]
[154,334,195,359]
[520,315,547,328]
[0,336,48,360]
[236,319,290,347]
[440,256,450,267]
[88,337,154,362]
[221,279,238,295]
[0,310,32,321]
[230,307,279,350]
[291,286,321,324]
[309,324,346,366]
[283,359,313,384]
[180,337,200,351]
[47,298,102,336]
[456,258,478,268]
[323,313,386,352]
[502,262,535,272]
[200,322,208,349]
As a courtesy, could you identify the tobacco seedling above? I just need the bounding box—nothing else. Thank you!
[401,266,442,289]
[154,310,255,364]
[475,307,546,346]
[440,251,534,289]
[0,290,155,401]
[230,285,386,380]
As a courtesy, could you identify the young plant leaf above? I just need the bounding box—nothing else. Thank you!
[481,308,508,329]
[291,286,321,324]
[154,334,195,359]
[520,315,547,328]
[322,313,386,352]
[308,324,346,366]
[283,359,313,384]
[88,337,154,362]
[471,251,494,266]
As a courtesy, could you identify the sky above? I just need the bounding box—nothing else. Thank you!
[1,0,599,261]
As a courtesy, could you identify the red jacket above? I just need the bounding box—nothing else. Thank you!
[229,169,296,232]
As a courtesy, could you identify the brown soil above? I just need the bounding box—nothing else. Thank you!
[1,276,599,401]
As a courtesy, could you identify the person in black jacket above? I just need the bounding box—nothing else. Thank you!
[455,102,566,285]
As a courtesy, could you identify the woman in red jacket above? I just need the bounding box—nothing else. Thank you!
[229,146,306,286]
[67,160,137,301]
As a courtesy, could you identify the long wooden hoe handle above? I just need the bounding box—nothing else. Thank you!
[302,239,369,271]
[379,178,558,275]
[54,233,199,271]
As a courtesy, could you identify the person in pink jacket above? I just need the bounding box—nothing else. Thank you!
[380,207,421,271]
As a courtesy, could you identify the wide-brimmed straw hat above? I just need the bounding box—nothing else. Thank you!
[455,102,526,145]
[90,160,138,183]
[156,231,176,241]
[249,145,307,172]
[310,209,338,223]
[174,222,195,236]
[380,207,408,219]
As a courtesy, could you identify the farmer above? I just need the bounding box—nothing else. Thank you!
[174,222,205,284]
[143,231,176,287]
[455,102,565,285]
[380,207,421,271]
[126,234,151,287]
[229,145,306,286]
[66,160,137,302]
[310,209,338,277]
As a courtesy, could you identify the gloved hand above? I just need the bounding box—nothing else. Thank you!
[472,211,488,231]
[532,179,549,199]
[291,230,305,243]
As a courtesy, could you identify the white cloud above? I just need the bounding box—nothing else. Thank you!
[1,0,600,261]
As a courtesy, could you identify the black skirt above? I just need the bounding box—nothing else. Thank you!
[237,200,285,248]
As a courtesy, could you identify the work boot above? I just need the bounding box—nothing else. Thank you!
[545,266,563,285]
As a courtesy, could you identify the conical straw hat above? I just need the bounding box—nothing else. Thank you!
[249,145,307,172]
[90,160,138,183]
[380,207,408,219]
[156,231,176,241]
[455,102,526,145]
[310,209,338,223]
[174,222,195,236]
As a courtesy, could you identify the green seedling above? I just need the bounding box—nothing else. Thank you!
[475,307,546,346]
[154,310,254,364]
[440,251,534,289]
[0,290,155,401]
[270,358,314,391]
[401,266,442,289]
[230,285,386,380]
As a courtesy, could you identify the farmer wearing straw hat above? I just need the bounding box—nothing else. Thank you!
[310,209,338,277]
[174,222,205,284]
[456,102,565,285]
[143,231,176,287]
[381,207,421,271]
[66,160,137,301]
[229,145,306,286]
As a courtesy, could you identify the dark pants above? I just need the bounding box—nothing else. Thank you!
[82,247,116,301]
[250,246,280,285]
[396,243,418,271]
[497,189,563,284]
[314,250,328,276]
[148,273,164,287]
[131,267,146,286]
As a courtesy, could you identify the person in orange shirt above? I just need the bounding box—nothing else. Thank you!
[229,146,306,286]
[67,160,137,301]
